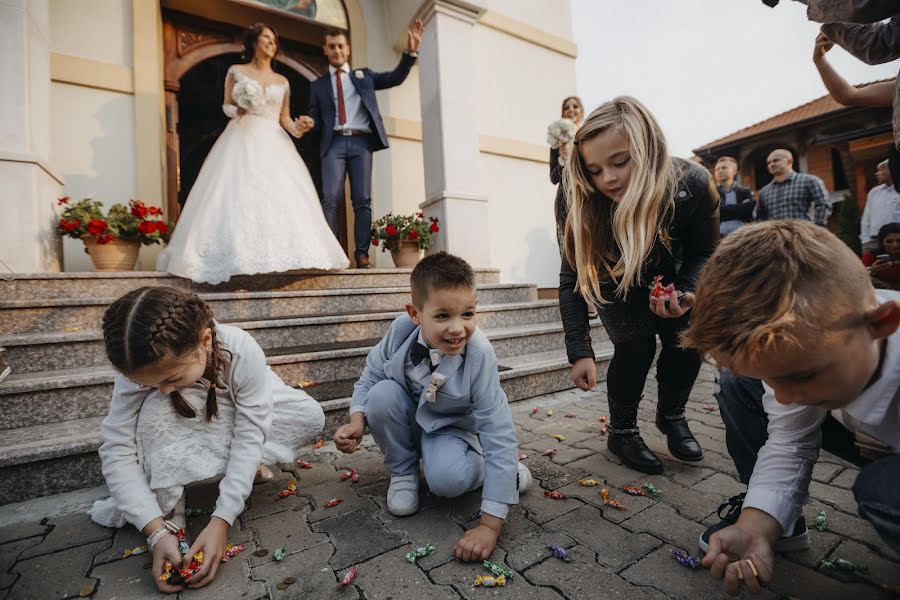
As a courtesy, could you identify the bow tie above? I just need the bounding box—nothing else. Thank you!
[410,342,441,372]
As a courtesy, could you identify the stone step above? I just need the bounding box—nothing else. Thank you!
[0,321,608,431]
[0,283,538,335]
[0,344,614,505]
[0,268,500,300]
[1,301,563,373]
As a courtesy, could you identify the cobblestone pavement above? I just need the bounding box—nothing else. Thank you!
[2,365,898,599]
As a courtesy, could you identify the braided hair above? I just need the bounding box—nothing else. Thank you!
[102,286,229,421]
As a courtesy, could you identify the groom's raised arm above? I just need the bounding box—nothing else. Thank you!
[371,53,417,90]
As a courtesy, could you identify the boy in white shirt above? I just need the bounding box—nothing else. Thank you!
[681,220,900,596]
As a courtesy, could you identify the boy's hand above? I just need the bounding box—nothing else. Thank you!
[334,413,365,454]
[183,517,229,588]
[702,509,778,596]
[454,514,502,562]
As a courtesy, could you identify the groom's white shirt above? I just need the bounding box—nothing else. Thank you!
[328,63,370,133]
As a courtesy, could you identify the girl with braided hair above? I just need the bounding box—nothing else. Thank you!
[89,286,324,592]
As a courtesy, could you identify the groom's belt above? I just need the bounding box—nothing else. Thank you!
[334,129,370,137]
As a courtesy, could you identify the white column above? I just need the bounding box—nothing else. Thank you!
[0,0,63,273]
[416,0,491,267]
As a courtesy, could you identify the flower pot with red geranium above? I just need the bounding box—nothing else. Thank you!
[371,212,440,268]
[56,196,172,271]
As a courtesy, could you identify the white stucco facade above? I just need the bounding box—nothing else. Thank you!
[1,0,576,288]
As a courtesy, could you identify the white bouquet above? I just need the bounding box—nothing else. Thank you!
[546,118,577,149]
[232,79,265,114]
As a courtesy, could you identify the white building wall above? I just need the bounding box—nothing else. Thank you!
[50,0,133,66]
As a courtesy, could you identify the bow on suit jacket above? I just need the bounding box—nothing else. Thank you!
[351,314,520,506]
[308,52,417,158]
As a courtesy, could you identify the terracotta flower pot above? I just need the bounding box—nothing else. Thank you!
[83,237,141,271]
[392,240,422,268]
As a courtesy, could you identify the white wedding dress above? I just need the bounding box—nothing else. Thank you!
[157,66,349,283]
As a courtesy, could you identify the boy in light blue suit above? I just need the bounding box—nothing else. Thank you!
[334,252,531,562]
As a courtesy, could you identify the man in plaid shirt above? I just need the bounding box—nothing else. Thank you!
[757,149,830,225]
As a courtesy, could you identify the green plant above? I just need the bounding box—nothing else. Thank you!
[56,197,171,246]
[371,212,439,253]
[835,193,861,256]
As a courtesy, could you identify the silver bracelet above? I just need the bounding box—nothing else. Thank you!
[147,524,172,549]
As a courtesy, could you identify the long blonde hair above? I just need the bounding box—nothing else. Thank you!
[563,96,677,305]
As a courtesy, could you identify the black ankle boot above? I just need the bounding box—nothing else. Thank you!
[656,414,703,462]
[607,429,663,474]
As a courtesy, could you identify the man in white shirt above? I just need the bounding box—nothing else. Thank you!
[861,160,900,254]
[681,220,900,596]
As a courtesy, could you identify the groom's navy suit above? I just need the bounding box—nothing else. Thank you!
[309,52,417,260]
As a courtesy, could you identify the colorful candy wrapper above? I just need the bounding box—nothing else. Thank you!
[551,434,566,442]
[405,544,436,563]
[599,427,607,435]
[221,543,246,562]
[819,558,868,574]
[623,486,647,497]
[671,549,701,569]
[545,542,572,562]
[273,545,287,561]
[815,510,827,532]
[338,567,358,588]
[578,479,601,487]
[176,528,190,556]
[323,498,344,508]
[160,529,205,585]
[296,459,313,469]
[601,488,625,510]
[277,480,298,499]
[518,452,530,460]
[531,407,539,415]
[483,560,513,579]
[474,574,506,587]
[642,482,661,498]
[339,468,358,481]
[313,439,325,449]
[564,412,577,418]
[123,544,148,558]
[546,409,554,416]
[351,471,360,483]
[542,448,557,457]
[544,490,567,500]
[598,416,607,423]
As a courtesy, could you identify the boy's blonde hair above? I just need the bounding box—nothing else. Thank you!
[681,220,873,365]
[563,96,677,305]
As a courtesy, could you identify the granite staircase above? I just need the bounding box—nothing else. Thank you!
[0,269,611,505]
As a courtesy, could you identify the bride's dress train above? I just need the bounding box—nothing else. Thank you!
[157,66,349,284]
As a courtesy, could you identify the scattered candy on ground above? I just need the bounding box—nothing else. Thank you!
[123,544,148,558]
[531,407,539,415]
[273,545,287,561]
[551,434,566,442]
[546,409,554,416]
[296,459,313,469]
[815,510,827,532]
[578,479,601,487]
[545,542,572,562]
[544,490,567,500]
[277,480,297,500]
[338,567,358,588]
[599,427,607,435]
[474,574,506,587]
[542,448,558,457]
[598,416,607,423]
[313,439,326,449]
[642,482,662,498]
[671,549,702,569]
[601,488,625,510]
[221,543,246,562]
[564,412,577,418]
[323,498,344,508]
[623,486,647,497]
[483,560,514,579]
[518,452,530,460]
[405,544,436,563]
[339,468,358,481]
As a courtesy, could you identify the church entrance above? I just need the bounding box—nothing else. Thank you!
[162,5,351,252]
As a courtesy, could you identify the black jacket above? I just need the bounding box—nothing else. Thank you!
[717,182,755,223]
[550,147,568,227]
[558,159,720,363]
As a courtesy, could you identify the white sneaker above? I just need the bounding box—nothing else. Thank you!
[387,474,420,516]
[517,462,532,494]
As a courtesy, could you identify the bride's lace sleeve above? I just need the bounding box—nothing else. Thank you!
[223,66,239,118]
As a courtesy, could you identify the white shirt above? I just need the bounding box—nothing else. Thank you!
[328,63,370,133]
[743,290,900,531]
[860,184,900,244]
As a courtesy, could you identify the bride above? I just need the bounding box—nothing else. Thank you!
[157,22,350,283]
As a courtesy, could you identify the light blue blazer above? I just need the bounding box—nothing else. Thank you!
[351,315,519,506]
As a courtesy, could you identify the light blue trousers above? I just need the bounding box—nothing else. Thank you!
[365,379,484,498]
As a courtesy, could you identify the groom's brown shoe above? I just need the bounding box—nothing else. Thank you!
[356,255,373,269]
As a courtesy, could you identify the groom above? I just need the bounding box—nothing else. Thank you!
[308,20,423,269]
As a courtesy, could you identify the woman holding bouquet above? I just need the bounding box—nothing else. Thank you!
[559,96,719,474]
[157,23,349,283]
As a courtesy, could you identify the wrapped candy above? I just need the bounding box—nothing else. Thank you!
[546,409,554,416]
[405,544,436,563]
[542,448,558,457]
[339,469,358,481]
[313,439,325,449]
[159,530,204,585]
[649,275,685,308]
[623,486,647,497]
[351,471,360,483]
[277,480,298,499]
[176,528,190,556]
[672,549,701,569]
[296,459,313,469]
[551,434,566,442]
[483,560,513,579]
[599,427,607,435]
[273,545,287,561]
[815,510,827,532]
[123,544,148,558]
[642,482,661,498]
[518,452,530,460]
[474,574,506,587]
[531,407,539,415]
[338,567,358,588]
[564,413,577,418]
[545,542,572,562]
[544,490,567,500]
[578,479,601,487]
[601,488,625,510]
[221,543,246,562]
[323,498,344,508]
[598,416,607,423]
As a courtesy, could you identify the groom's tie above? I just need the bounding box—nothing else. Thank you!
[335,70,347,126]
